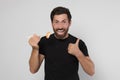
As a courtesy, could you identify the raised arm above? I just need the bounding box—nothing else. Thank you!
[28,34,45,74]
[68,39,95,76]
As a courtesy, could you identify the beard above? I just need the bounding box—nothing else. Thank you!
[53,28,69,39]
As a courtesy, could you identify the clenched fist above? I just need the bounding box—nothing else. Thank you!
[28,34,40,49]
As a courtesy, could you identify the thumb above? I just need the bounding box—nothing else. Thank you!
[75,39,79,45]
[33,33,40,38]
[33,33,38,37]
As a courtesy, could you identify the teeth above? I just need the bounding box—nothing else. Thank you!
[57,30,64,32]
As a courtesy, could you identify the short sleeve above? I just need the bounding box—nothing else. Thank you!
[79,40,89,56]
[37,37,45,55]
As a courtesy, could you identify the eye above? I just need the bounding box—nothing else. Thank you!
[54,20,59,24]
[62,20,67,23]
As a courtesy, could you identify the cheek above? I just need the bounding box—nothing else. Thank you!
[64,24,70,29]
[52,25,57,30]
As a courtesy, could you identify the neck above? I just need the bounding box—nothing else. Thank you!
[54,33,69,39]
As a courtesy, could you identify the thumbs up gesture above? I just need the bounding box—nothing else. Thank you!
[68,39,80,56]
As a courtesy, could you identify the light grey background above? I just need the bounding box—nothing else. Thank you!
[0,0,120,80]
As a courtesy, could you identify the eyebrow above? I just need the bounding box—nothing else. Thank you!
[53,19,68,21]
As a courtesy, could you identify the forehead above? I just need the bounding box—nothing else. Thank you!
[53,14,68,21]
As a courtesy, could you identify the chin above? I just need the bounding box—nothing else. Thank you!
[55,34,67,39]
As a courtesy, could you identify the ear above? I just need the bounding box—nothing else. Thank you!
[69,20,72,26]
[51,21,54,27]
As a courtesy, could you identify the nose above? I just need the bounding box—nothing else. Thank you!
[57,22,64,29]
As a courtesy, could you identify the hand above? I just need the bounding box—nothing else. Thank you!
[68,39,80,56]
[28,34,40,49]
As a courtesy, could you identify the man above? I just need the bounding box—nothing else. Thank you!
[28,6,95,80]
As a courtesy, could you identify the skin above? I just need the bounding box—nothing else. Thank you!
[28,14,95,76]
[52,14,70,39]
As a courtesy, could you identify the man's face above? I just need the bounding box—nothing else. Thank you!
[52,14,71,39]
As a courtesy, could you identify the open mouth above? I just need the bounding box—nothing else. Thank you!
[56,29,65,34]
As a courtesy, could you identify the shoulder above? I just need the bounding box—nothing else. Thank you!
[69,34,84,43]
[38,33,54,45]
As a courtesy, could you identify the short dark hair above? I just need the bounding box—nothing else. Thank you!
[50,6,72,22]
